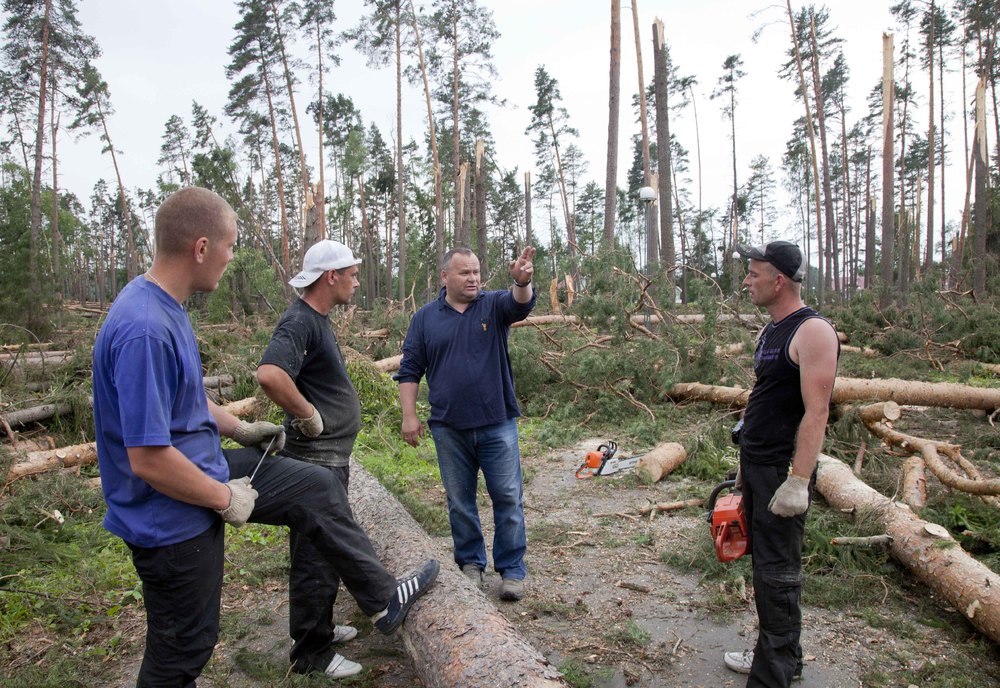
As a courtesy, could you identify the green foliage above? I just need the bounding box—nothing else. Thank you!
[204,248,285,322]
[0,165,52,338]
[346,358,399,424]
[827,277,1000,365]
[604,619,651,649]
[557,657,614,688]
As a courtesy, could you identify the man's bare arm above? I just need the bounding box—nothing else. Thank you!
[789,318,839,479]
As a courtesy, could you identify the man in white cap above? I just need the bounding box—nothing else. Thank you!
[258,240,438,677]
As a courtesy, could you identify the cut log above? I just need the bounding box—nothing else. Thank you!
[0,349,70,362]
[830,534,894,547]
[6,442,98,482]
[667,382,749,407]
[0,351,72,367]
[374,354,402,374]
[670,378,1000,412]
[901,456,927,511]
[840,344,878,357]
[857,401,902,425]
[202,374,235,389]
[347,459,566,687]
[832,377,1000,411]
[2,402,72,428]
[4,400,260,483]
[636,442,687,482]
[637,497,703,515]
[358,328,391,338]
[816,453,1000,644]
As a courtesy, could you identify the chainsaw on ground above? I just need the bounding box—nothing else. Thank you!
[705,477,748,562]
[575,440,641,479]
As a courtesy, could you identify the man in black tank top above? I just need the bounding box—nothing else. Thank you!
[724,242,840,688]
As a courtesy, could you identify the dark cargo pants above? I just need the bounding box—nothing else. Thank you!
[741,456,814,688]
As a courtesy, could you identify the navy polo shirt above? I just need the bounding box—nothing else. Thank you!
[396,287,536,430]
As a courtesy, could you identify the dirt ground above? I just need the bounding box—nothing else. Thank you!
[110,438,996,687]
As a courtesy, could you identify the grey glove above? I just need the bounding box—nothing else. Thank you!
[216,477,258,527]
[291,405,324,438]
[234,420,286,452]
[768,474,810,517]
[734,465,743,491]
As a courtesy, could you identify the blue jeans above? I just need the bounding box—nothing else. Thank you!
[430,419,527,579]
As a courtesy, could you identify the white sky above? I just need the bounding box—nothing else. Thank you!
[58,0,972,263]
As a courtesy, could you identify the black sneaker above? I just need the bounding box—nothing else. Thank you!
[372,559,440,635]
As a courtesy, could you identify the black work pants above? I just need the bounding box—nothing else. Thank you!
[126,449,396,686]
[128,519,224,688]
[741,456,813,688]
[287,464,352,673]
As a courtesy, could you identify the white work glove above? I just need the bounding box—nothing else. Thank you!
[233,420,286,452]
[215,477,258,527]
[291,405,324,438]
[768,474,811,517]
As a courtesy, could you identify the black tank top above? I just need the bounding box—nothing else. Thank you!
[740,306,836,465]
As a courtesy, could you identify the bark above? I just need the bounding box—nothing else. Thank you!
[475,140,488,274]
[637,497,703,515]
[816,453,1000,644]
[636,442,687,482]
[924,1,935,273]
[524,172,532,247]
[268,0,310,257]
[29,0,52,293]
[879,33,895,306]
[786,1,824,303]
[395,1,407,301]
[347,460,567,687]
[810,18,837,298]
[0,350,70,364]
[6,442,97,483]
[652,20,674,294]
[406,0,444,267]
[972,76,988,298]
[603,0,621,248]
[260,38,291,274]
[672,378,1000,412]
[901,456,927,511]
[374,354,402,374]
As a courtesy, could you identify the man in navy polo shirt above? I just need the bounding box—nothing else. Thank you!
[397,246,536,601]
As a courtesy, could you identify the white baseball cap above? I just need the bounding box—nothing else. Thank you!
[288,240,362,288]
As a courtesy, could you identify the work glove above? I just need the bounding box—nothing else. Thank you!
[291,405,324,438]
[216,477,258,527]
[768,474,811,517]
[734,465,743,491]
[233,420,286,453]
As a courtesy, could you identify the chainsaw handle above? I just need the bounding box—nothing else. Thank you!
[705,479,737,522]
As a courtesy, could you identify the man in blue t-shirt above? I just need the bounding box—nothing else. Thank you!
[396,246,536,601]
[93,187,438,686]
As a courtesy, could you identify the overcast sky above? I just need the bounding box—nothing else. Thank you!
[58,0,971,263]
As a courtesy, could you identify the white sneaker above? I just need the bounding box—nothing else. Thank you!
[332,624,358,643]
[724,650,753,674]
[325,653,362,678]
[724,650,802,680]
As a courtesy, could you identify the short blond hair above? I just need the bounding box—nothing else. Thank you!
[154,187,236,256]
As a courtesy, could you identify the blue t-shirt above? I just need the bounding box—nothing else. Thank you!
[396,287,535,430]
[93,276,229,547]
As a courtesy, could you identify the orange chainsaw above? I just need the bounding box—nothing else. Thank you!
[705,478,748,562]
[575,440,641,478]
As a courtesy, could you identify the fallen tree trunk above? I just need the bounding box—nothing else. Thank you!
[6,442,98,482]
[669,378,1000,411]
[636,442,687,482]
[5,399,259,483]
[374,354,402,374]
[4,378,241,432]
[0,349,70,362]
[348,459,566,687]
[816,453,1000,644]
